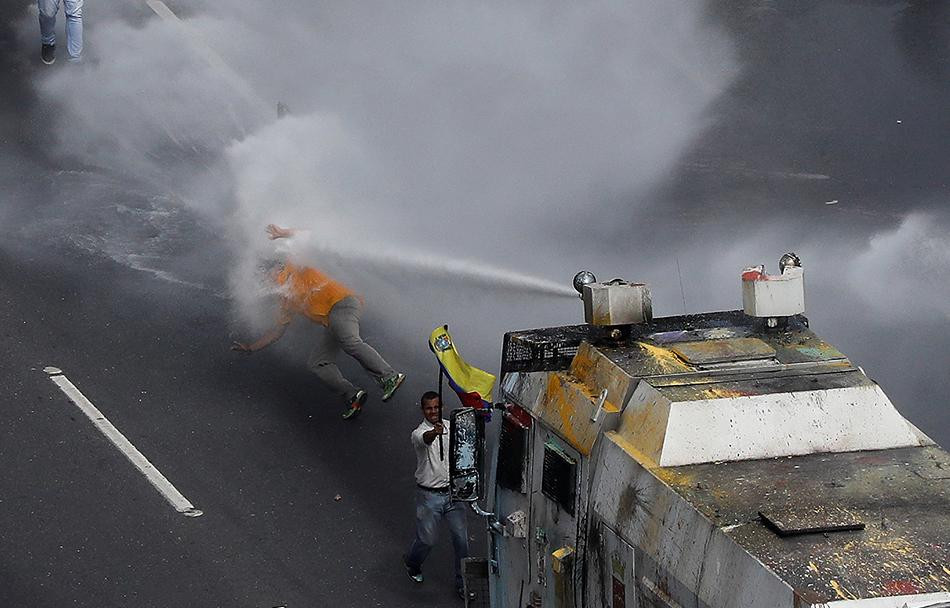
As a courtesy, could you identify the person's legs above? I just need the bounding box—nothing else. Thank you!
[307,326,359,401]
[405,490,443,576]
[444,500,470,591]
[328,297,396,381]
[38,0,60,46]
[62,0,83,60]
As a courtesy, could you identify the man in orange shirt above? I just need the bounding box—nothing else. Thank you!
[232,226,405,419]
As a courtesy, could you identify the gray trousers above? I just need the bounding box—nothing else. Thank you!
[307,296,395,401]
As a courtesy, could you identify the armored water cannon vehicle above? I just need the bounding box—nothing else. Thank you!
[451,254,950,608]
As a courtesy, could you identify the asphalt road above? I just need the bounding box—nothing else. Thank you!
[0,243,469,608]
[1,7,470,600]
[1,1,948,607]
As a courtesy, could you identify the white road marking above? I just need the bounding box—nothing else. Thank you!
[46,368,203,518]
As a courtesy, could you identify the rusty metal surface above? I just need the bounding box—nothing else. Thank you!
[659,445,950,602]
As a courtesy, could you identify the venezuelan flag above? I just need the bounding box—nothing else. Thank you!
[428,325,496,410]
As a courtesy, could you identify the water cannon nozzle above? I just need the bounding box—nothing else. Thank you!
[573,270,597,295]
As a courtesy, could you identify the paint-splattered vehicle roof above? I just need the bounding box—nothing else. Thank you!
[506,311,849,380]
[501,311,950,603]
[660,444,950,602]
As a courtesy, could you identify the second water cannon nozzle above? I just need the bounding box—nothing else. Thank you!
[742,253,805,320]
[779,252,802,275]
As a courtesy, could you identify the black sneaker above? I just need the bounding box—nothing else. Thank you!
[403,557,423,583]
[41,44,55,65]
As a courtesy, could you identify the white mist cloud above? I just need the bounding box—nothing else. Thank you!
[847,213,950,321]
[24,0,739,370]
[32,17,260,189]
[16,0,950,445]
[655,211,950,330]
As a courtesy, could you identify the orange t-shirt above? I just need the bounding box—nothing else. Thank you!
[276,263,358,326]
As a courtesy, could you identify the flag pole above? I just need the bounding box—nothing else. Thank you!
[438,364,445,461]
[437,323,448,461]
[429,326,447,462]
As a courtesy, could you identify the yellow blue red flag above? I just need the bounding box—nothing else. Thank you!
[429,325,496,410]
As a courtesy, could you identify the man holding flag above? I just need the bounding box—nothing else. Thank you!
[402,327,495,597]
[405,391,468,598]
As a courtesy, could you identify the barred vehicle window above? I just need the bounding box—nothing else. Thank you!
[541,441,576,515]
[497,416,527,493]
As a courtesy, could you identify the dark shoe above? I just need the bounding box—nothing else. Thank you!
[342,389,367,420]
[380,372,406,402]
[404,558,423,583]
[41,44,55,65]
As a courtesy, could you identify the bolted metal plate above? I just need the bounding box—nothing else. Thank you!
[671,337,776,365]
[759,506,865,537]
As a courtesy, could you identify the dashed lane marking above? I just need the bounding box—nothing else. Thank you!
[45,367,203,518]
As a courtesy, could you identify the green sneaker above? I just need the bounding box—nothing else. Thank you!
[380,372,406,402]
[342,389,367,420]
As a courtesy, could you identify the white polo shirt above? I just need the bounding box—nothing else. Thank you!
[411,418,451,488]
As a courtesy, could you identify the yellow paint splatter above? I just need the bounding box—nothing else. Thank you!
[830,580,857,601]
[637,342,690,374]
[703,387,749,399]
[808,562,819,574]
[608,432,659,468]
[548,374,583,452]
[943,565,950,576]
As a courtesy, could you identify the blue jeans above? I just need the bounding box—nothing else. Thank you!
[38,0,84,59]
[405,489,469,589]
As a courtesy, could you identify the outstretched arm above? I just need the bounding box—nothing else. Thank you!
[266,224,297,240]
[232,323,287,352]
[422,423,446,445]
[232,320,289,353]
